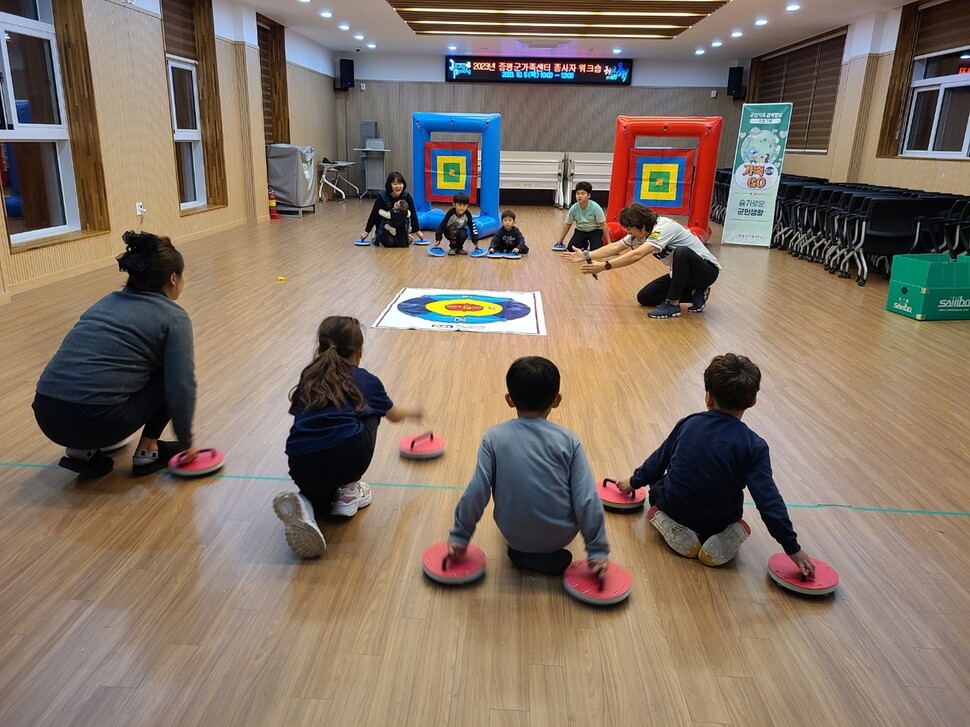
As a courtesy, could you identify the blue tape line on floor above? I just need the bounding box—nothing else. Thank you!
[3,461,969,516]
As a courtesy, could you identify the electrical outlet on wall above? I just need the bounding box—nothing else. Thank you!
[135,202,146,216]
[360,82,366,91]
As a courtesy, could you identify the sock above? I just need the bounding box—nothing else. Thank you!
[132,448,158,466]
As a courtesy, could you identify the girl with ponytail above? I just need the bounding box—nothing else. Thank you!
[274,316,422,558]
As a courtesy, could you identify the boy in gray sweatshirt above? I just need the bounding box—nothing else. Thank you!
[448,356,609,576]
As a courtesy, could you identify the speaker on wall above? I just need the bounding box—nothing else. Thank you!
[727,66,746,99]
[335,59,355,91]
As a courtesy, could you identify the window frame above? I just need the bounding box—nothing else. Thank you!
[165,54,206,210]
[900,44,970,158]
[0,8,79,244]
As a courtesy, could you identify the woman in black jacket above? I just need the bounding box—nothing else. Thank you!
[359,172,425,246]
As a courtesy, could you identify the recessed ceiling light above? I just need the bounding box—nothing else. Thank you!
[711,40,722,48]
[731,30,743,38]
[299,0,310,3]
[447,45,458,51]
[338,23,350,31]
[354,34,365,40]
[755,18,768,26]
[695,48,705,55]
[320,10,332,18]
[612,48,622,54]
[786,3,801,10]
[367,43,376,49]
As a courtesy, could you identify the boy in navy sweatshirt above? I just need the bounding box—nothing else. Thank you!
[434,192,480,255]
[616,353,816,578]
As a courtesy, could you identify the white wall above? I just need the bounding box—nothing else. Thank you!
[285,29,335,76]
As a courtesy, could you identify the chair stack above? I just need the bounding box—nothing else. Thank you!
[710,172,970,286]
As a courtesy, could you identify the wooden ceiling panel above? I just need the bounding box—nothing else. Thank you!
[385,0,730,40]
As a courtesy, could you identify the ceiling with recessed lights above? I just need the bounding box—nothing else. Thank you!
[383,1,730,41]
[249,0,908,60]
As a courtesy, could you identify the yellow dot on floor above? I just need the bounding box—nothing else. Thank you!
[277,276,286,281]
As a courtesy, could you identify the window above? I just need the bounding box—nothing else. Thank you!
[167,57,205,207]
[0,0,80,243]
[160,0,226,210]
[901,46,970,157]
[751,32,846,152]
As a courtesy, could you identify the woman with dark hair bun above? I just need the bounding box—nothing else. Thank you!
[32,231,199,477]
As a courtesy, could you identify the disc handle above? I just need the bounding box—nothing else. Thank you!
[411,432,435,450]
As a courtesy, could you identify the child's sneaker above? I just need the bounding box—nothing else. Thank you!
[456,247,468,256]
[648,506,701,558]
[273,491,326,558]
[698,519,751,567]
[688,287,711,313]
[648,301,682,319]
[447,248,457,256]
[331,481,373,517]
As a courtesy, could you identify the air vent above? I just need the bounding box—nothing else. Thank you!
[523,41,569,50]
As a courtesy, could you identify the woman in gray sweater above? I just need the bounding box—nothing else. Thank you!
[33,231,198,477]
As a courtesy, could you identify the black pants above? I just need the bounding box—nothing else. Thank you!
[32,368,172,449]
[507,547,572,575]
[287,416,380,512]
[445,228,469,250]
[567,228,606,252]
[492,240,529,254]
[637,247,720,306]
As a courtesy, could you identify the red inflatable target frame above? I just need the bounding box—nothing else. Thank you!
[606,116,723,243]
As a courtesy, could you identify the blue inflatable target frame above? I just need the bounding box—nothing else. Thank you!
[397,293,531,325]
[412,112,502,236]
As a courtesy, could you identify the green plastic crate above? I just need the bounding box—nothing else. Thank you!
[886,254,970,321]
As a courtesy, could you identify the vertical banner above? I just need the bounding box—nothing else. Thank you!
[722,103,792,246]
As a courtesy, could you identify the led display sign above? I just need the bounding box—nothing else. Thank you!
[445,56,632,86]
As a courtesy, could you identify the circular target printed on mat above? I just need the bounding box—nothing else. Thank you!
[168,448,226,477]
[598,478,645,511]
[422,542,486,585]
[563,561,632,606]
[397,294,531,325]
[400,432,446,460]
[767,553,839,596]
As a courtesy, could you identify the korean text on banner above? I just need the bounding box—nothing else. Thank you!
[722,103,792,247]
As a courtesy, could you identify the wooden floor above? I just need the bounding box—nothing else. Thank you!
[2,202,969,726]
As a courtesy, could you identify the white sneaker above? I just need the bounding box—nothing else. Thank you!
[331,481,373,517]
[273,492,326,558]
[648,506,701,558]
[699,520,751,567]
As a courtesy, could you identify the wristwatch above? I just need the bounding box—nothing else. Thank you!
[604,260,613,270]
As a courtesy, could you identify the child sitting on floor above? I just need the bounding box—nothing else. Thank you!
[615,353,816,577]
[448,356,608,576]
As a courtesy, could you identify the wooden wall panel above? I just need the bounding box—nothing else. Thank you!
[286,64,338,171]
[336,81,744,190]
[1,1,258,291]
[194,0,227,207]
[858,53,970,194]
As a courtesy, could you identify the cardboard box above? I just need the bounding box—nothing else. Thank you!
[886,254,970,321]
